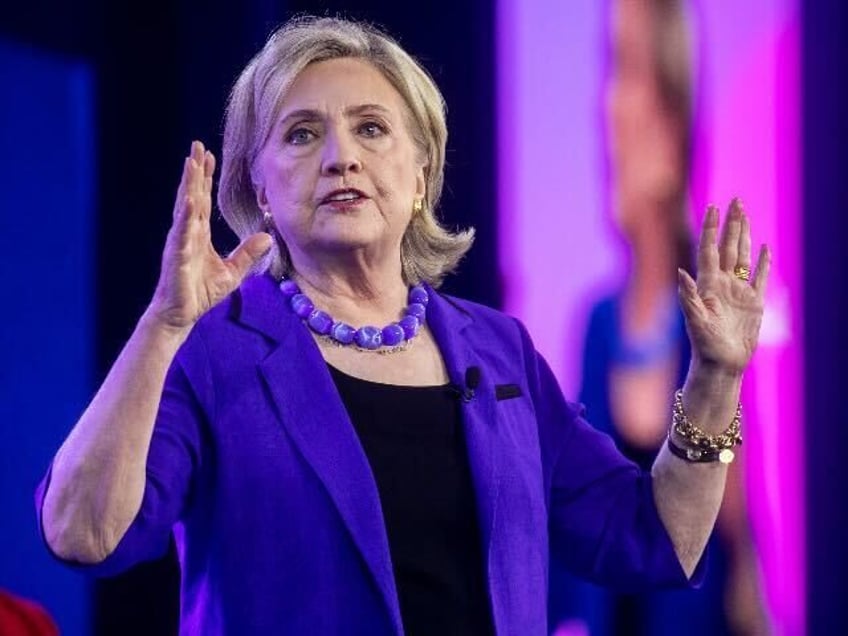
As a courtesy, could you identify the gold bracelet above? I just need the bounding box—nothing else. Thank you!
[671,389,742,453]
[667,433,737,464]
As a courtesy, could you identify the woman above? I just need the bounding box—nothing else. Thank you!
[36,16,770,636]
[550,1,769,634]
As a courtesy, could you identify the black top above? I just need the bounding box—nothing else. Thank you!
[328,364,495,636]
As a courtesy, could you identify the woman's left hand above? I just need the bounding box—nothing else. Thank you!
[677,199,771,375]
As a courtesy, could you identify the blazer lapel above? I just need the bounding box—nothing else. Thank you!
[234,277,504,634]
[424,290,501,593]
[236,276,403,635]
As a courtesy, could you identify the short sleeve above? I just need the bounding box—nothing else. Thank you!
[35,342,209,577]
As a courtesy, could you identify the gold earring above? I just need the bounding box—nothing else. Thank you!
[263,211,274,230]
[412,199,424,214]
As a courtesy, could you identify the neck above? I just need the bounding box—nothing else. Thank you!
[621,219,678,335]
[287,249,410,327]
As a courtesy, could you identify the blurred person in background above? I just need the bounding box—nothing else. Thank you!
[550,1,770,634]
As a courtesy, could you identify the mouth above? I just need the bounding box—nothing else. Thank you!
[319,188,369,207]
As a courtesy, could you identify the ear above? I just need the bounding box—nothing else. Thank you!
[414,164,427,201]
[250,153,270,212]
[254,181,269,212]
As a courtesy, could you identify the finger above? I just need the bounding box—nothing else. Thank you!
[185,141,208,197]
[172,194,193,236]
[737,211,752,269]
[164,195,196,268]
[697,205,720,274]
[718,198,743,270]
[751,244,771,297]
[677,267,707,325]
[173,143,207,219]
[173,157,192,219]
[198,168,213,222]
[204,150,216,181]
[175,195,202,252]
[203,152,215,201]
[188,154,204,198]
[191,140,205,164]
[226,233,274,281]
[185,149,212,223]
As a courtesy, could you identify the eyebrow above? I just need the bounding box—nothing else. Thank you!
[278,104,393,127]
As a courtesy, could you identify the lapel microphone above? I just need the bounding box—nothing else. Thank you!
[462,366,481,402]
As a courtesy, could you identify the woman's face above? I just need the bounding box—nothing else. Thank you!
[606,0,682,233]
[253,57,426,269]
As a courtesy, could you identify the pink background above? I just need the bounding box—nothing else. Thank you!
[497,1,804,633]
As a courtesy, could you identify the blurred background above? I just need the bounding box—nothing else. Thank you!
[0,0,844,634]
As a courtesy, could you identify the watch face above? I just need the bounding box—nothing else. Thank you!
[719,449,735,464]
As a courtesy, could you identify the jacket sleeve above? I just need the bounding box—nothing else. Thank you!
[35,333,210,578]
[517,320,705,592]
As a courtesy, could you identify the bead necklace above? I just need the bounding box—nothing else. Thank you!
[280,278,428,354]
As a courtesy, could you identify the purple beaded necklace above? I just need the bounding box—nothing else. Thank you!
[279,278,428,353]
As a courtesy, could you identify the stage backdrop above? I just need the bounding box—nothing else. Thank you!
[497,1,803,634]
[0,37,95,636]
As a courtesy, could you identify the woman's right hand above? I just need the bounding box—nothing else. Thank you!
[149,141,273,333]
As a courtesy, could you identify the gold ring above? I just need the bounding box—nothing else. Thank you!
[733,266,751,281]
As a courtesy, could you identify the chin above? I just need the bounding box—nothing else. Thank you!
[312,230,386,253]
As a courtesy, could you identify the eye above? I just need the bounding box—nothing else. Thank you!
[286,127,316,145]
[358,121,386,138]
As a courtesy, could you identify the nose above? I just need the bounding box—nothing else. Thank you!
[321,127,363,176]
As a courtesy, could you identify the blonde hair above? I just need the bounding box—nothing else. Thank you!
[218,15,474,286]
[651,0,696,274]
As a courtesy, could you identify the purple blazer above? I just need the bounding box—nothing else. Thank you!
[37,274,697,635]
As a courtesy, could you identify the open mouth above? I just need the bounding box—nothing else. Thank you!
[320,188,368,206]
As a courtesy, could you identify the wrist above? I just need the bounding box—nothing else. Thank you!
[689,353,744,380]
[139,306,194,349]
[669,385,742,462]
[681,362,743,437]
[685,359,743,398]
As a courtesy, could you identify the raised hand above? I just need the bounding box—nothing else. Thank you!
[677,199,771,375]
[149,141,272,332]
